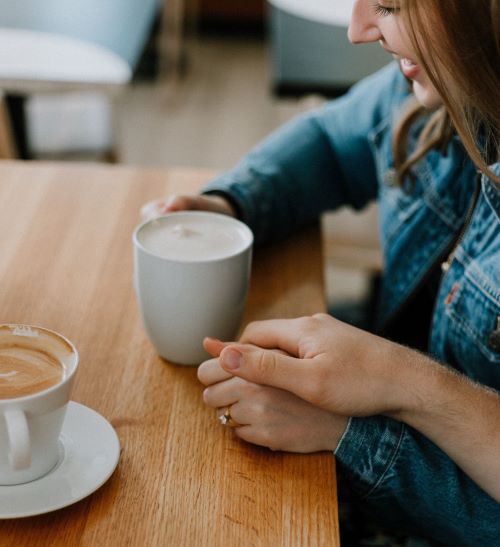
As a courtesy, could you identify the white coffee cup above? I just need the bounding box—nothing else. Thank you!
[133,211,253,365]
[0,324,78,485]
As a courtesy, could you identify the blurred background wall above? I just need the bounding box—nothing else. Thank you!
[0,0,389,166]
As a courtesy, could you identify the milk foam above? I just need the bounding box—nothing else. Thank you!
[138,215,251,261]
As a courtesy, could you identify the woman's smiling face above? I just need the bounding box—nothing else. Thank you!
[348,0,442,108]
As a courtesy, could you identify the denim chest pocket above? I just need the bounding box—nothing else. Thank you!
[445,177,500,372]
[446,276,500,368]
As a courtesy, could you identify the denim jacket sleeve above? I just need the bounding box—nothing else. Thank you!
[335,415,500,546]
[202,63,408,245]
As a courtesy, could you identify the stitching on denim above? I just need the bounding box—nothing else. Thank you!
[418,165,462,229]
[454,246,472,268]
[455,248,500,305]
[446,305,500,361]
[465,263,500,304]
[424,189,461,229]
[396,198,423,224]
[361,422,406,500]
[368,115,392,187]
[447,301,481,342]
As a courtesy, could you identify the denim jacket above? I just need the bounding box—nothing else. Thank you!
[203,63,500,546]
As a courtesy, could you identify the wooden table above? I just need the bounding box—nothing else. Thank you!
[0,161,340,546]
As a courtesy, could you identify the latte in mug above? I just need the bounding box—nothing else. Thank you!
[133,211,253,364]
[0,326,68,400]
[0,324,78,485]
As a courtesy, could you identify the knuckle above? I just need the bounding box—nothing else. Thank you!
[302,369,329,406]
[312,312,329,321]
[244,380,263,398]
[256,350,277,379]
[237,379,260,401]
[252,399,268,419]
[295,316,312,329]
[296,315,321,334]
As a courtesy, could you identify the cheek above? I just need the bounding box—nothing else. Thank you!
[380,17,415,57]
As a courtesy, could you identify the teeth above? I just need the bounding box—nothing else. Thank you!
[402,58,417,67]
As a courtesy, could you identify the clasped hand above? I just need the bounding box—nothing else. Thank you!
[198,314,411,453]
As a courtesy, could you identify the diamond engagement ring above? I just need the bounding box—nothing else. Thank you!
[218,406,238,427]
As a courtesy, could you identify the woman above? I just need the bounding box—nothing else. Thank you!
[145,1,500,544]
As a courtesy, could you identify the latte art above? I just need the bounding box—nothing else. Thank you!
[0,345,65,399]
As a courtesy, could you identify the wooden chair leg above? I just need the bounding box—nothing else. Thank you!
[159,0,200,80]
[0,94,18,159]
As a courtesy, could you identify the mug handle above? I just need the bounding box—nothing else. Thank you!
[4,409,31,470]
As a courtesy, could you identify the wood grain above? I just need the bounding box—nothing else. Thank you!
[0,161,339,546]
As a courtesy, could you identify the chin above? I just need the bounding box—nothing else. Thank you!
[413,80,442,109]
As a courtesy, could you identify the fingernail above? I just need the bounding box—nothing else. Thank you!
[222,348,242,370]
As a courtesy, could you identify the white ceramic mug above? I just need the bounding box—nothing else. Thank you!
[0,324,78,485]
[133,211,253,365]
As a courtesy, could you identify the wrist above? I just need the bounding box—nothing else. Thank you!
[385,344,454,424]
[322,414,349,452]
[202,191,241,218]
[212,196,237,217]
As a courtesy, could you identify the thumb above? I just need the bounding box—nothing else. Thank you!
[219,345,311,398]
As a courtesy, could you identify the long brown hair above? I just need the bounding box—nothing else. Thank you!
[394,0,500,186]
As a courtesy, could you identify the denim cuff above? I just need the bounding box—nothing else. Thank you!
[334,415,405,499]
[202,169,262,236]
[201,189,245,222]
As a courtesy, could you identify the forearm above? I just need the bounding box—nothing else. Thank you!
[202,112,352,245]
[388,345,500,502]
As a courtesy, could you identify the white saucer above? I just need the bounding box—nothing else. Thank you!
[0,401,120,519]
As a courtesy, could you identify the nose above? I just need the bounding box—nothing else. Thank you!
[348,0,383,44]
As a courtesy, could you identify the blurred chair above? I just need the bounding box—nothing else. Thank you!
[0,0,162,159]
